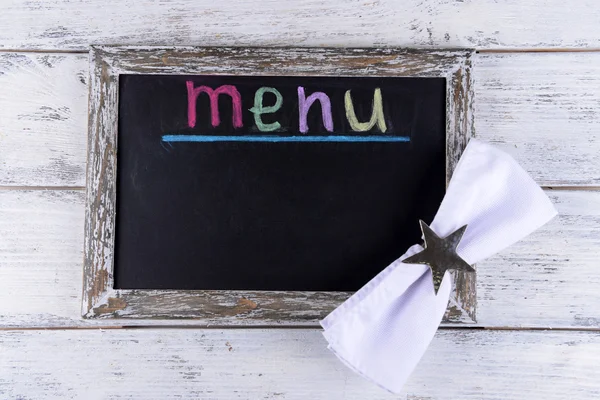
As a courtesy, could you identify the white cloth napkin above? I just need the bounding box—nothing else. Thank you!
[320,139,558,393]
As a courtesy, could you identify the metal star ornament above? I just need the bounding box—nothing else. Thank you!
[402,220,475,294]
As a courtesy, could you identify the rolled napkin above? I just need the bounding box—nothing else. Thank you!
[320,139,558,393]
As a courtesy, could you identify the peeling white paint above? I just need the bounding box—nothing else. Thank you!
[0,4,599,398]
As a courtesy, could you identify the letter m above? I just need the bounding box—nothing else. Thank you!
[186,81,243,128]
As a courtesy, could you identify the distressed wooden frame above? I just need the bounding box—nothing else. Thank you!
[83,46,475,324]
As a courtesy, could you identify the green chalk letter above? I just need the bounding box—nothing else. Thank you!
[344,88,387,132]
[249,87,283,132]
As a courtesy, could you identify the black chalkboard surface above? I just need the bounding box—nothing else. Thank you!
[114,74,446,291]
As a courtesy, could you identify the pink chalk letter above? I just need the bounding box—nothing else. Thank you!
[297,87,333,133]
[186,82,243,128]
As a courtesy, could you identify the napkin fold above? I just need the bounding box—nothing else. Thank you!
[320,139,558,393]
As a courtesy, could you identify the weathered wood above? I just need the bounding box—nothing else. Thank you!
[1,328,599,399]
[3,51,600,187]
[477,189,600,328]
[1,189,598,328]
[1,0,600,51]
[0,53,87,186]
[475,52,600,186]
[83,46,475,323]
[0,4,598,399]
[0,190,84,327]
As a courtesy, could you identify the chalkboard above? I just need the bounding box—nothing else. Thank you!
[114,74,446,291]
[83,47,475,322]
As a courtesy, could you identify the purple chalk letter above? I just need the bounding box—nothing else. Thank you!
[297,87,333,133]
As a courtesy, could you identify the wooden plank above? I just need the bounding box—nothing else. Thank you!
[1,1,600,51]
[475,52,600,186]
[0,53,87,186]
[477,190,600,328]
[2,51,600,187]
[1,189,598,329]
[0,328,599,399]
[0,190,85,327]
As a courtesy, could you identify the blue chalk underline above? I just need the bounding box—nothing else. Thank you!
[162,135,410,143]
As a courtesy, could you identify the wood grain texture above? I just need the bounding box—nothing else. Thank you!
[475,52,600,186]
[1,1,600,51]
[0,53,87,186]
[83,46,475,324]
[1,189,598,328]
[0,190,84,327]
[3,51,600,187]
[0,3,598,398]
[1,328,599,399]
[477,190,600,328]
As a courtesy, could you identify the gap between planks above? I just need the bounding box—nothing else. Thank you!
[2,48,600,54]
[0,186,597,191]
[478,48,600,53]
[1,325,600,332]
[0,48,89,54]
[0,186,85,191]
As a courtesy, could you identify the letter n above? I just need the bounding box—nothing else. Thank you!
[297,87,333,133]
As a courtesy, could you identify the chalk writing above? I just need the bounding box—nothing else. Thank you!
[297,87,334,133]
[186,82,243,128]
[249,87,283,132]
[173,78,419,143]
[345,88,387,132]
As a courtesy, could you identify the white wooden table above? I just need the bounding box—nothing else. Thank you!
[0,1,599,398]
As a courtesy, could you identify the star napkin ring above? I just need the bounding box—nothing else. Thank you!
[402,220,475,293]
[320,139,558,394]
